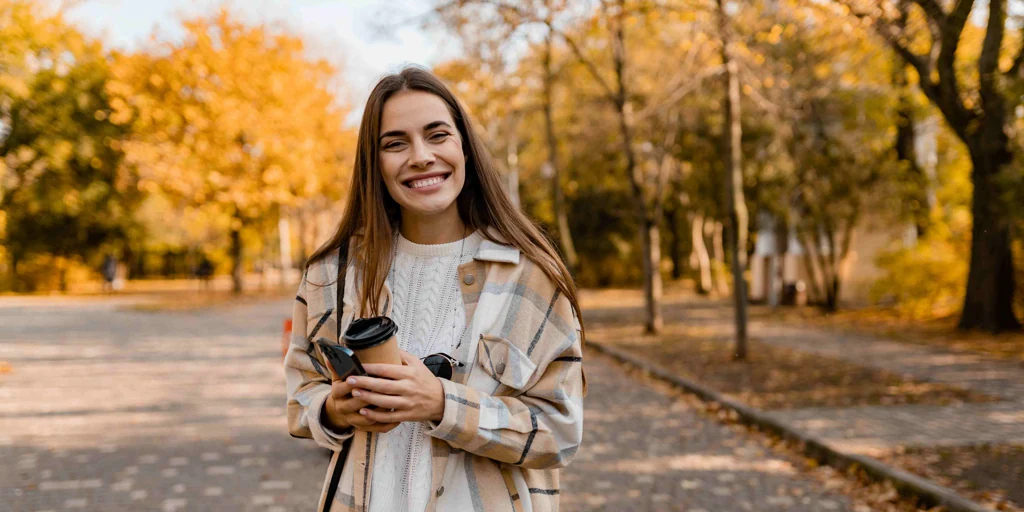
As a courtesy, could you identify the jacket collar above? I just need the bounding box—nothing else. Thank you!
[474,227,520,264]
[348,227,520,265]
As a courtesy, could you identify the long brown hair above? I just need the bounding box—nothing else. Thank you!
[306,66,583,341]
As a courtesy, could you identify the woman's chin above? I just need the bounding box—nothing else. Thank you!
[400,199,459,220]
[397,190,461,220]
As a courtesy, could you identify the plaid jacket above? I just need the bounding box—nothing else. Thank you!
[284,233,586,512]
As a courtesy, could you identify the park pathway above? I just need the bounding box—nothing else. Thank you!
[0,295,857,511]
[752,319,1024,454]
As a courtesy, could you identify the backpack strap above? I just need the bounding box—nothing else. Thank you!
[324,241,351,512]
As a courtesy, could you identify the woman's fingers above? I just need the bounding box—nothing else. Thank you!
[334,396,370,415]
[347,374,405,395]
[359,407,407,424]
[330,379,354,399]
[360,363,412,381]
[344,411,398,432]
[352,389,407,410]
[399,350,429,371]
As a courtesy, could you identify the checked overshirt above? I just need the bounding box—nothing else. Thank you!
[284,231,586,512]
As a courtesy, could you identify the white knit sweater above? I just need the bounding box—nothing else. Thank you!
[368,230,482,512]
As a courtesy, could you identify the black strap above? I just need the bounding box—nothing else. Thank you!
[323,242,351,512]
[336,242,346,341]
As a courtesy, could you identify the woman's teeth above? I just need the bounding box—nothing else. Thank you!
[408,175,446,189]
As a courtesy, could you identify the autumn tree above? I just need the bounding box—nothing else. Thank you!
[0,1,138,291]
[109,9,352,293]
[435,0,745,334]
[432,0,582,276]
[836,0,1022,332]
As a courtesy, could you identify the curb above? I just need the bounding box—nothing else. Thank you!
[587,341,994,512]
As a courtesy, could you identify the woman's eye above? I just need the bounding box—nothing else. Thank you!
[384,141,405,150]
[429,132,450,142]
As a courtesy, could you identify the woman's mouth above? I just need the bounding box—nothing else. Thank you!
[405,173,451,189]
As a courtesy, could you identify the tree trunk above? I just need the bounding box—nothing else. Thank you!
[610,1,660,333]
[296,212,309,266]
[712,221,729,297]
[543,26,578,276]
[959,140,1021,332]
[7,251,18,293]
[719,0,748,359]
[643,218,664,333]
[506,113,521,209]
[692,213,713,294]
[58,258,68,293]
[279,215,293,289]
[668,207,684,280]
[894,69,929,237]
[877,0,1020,331]
[230,210,244,295]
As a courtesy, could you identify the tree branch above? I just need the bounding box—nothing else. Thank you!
[979,0,1007,114]
[836,1,933,90]
[554,27,618,101]
[923,0,975,135]
[933,0,974,81]
[634,65,724,121]
[912,0,948,25]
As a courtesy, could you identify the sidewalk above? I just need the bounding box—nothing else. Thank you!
[752,319,1024,454]
[582,289,1024,510]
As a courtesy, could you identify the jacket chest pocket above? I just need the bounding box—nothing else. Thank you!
[476,333,537,393]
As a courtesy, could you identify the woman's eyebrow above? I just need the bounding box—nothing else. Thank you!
[423,120,452,131]
[379,121,452,142]
[379,129,406,141]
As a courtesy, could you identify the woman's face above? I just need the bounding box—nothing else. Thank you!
[378,90,466,222]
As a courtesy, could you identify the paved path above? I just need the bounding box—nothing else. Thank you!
[751,319,1024,454]
[0,296,857,511]
[584,294,1024,455]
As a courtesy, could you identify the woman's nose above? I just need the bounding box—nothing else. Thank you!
[409,139,435,168]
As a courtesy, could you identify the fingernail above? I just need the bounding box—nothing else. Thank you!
[359,409,367,415]
[347,378,357,385]
[352,390,361,398]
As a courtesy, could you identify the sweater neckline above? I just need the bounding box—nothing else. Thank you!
[396,230,482,258]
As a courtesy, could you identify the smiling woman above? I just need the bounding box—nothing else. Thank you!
[283,67,586,512]
[378,91,467,241]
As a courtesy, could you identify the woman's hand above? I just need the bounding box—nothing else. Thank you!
[348,350,446,424]
[324,378,400,434]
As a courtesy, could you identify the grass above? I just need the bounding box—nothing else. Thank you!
[581,288,994,410]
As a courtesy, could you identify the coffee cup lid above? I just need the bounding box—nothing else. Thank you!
[344,316,398,349]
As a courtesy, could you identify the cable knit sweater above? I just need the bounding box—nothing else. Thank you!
[369,230,483,512]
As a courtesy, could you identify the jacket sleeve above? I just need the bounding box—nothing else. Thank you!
[426,292,584,470]
[284,273,353,450]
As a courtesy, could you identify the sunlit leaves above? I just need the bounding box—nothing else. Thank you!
[0,0,138,289]
[108,7,354,247]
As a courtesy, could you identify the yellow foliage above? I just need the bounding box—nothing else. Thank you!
[108,7,354,221]
[871,219,969,320]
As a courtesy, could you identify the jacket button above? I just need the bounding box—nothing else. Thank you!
[436,486,445,497]
[496,362,506,373]
[463,274,475,285]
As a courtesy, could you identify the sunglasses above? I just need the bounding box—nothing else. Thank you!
[421,353,464,380]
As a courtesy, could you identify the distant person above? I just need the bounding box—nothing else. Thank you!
[284,67,586,512]
[101,254,117,293]
[195,255,213,291]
